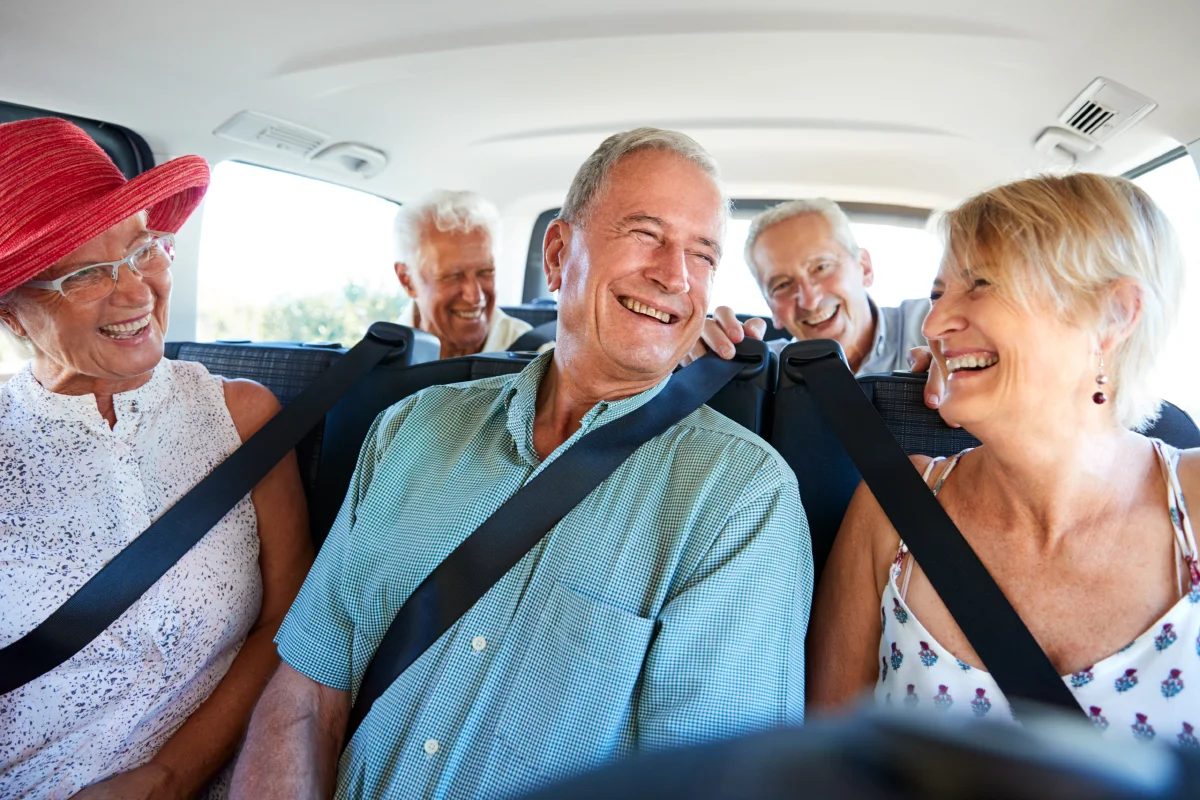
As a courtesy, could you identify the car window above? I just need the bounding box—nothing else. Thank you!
[197,161,403,345]
[0,334,27,378]
[1132,153,1200,419]
[712,217,941,317]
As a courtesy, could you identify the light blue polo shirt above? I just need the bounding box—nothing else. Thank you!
[275,351,813,799]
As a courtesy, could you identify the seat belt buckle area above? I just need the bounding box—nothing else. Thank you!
[783,338,849,368]
[365,321,412,348]
[727,338,769,380]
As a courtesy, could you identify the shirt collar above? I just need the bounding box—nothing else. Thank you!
[502,350,672,467]
[6,359,172,433]
[868,297,887,355]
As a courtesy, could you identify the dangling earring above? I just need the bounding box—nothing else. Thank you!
[1093,353,1108,405]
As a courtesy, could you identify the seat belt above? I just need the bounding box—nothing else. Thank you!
[343,349,754,746]
[0,322,413,696]
[786,340,1083,718]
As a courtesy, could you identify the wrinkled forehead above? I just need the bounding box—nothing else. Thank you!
[418,225,496,275]
[756,214,852,276]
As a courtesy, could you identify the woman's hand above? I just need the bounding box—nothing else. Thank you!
[70,764,181,800]
[907,346,958,428]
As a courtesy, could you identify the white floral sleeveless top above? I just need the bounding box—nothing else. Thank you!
[0,360,261,799]
[876,440,1200,749]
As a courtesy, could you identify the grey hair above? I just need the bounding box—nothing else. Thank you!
[559,127,728,225]
[393,190,501,272]
[0,291,31,351]
[744,198,861,284]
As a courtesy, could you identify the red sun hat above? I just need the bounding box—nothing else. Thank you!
[0,117,210,296]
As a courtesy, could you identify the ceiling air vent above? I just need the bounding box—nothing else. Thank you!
[1057,78,1157,144]
[214,111,331,158]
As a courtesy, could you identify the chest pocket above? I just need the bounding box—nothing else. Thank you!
[496,581,656,782]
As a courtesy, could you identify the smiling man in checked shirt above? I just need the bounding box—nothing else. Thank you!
[231,128,814,800]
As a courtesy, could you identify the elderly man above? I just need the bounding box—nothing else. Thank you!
[394,189,536,357]
[689,198,929,377]
[231,129,811,799]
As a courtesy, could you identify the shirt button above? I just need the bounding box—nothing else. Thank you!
[471,636,487,652]
[423,738,440,755]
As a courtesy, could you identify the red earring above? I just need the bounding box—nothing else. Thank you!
[1093,354,1108,405]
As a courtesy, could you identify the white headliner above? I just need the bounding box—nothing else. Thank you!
[4,0,1198,207]
[3,0,1199,324]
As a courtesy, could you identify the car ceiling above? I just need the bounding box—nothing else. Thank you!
[2,0,1198,213]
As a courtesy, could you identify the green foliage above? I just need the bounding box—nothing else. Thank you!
[201,283,409,346]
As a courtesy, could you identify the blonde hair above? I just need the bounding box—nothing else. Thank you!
[939,172,1183,431]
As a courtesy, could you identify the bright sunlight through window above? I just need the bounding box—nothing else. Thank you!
[1134,154,1200,421]
[197,162,402,345]
[712,217,941,318]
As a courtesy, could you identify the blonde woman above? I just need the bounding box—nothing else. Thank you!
[808,173,1200,747]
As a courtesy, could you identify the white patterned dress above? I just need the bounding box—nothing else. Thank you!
[0,359,261,798]
[876,440,1200,748]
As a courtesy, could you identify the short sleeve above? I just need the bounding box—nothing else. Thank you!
[275,396,420,690]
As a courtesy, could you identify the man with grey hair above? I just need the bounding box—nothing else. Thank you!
[393,189,537,358]
[687,198,929,378]
[232,128,811,799]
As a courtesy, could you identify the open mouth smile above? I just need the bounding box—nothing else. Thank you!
[801,303,839,329]
[619,296,676,324]
[99,313,152,340]
[946,352,1000,374]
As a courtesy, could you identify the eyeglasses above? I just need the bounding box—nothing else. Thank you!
[25,233,176,304]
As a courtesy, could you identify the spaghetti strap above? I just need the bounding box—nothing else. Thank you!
[920,456,944,484]
[1152,439,1200,599]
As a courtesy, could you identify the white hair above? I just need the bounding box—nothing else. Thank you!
[393,190,501,272]
[744,198,861,284]
[559,127,728,224]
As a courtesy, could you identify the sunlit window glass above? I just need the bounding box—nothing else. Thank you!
[197,161,403,345]
[1133,153,1200,420]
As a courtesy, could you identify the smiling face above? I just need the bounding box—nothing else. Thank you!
[924,256,1101,434]
[755,212,877,369]
[396,225,496,358]
[0,213,170,393]
[544,148,725,391]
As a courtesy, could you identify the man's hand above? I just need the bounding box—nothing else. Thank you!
[907,346,957,428]
[681,306,767,366]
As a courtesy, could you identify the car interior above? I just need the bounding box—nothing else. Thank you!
[4,0,1200,793]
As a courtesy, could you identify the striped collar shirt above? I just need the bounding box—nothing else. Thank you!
[275,351,812,799]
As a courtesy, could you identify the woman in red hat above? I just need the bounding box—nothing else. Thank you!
[0,118,313,799]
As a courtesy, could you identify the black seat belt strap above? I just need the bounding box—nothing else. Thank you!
[788,341,1083,717]
[343,349,754,746]
[0,322,413,696]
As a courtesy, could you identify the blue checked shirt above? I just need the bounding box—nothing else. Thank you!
[275,351,813,799]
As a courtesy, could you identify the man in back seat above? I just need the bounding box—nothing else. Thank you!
[686,199,929,377]
[394,189,541,356]
[232,128,812,799]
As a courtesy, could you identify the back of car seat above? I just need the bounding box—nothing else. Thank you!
[166,327,437,542]
[500,304,558,328]
[165,341,346,499]
[771,343,1200,583]
[311,352,537,545]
